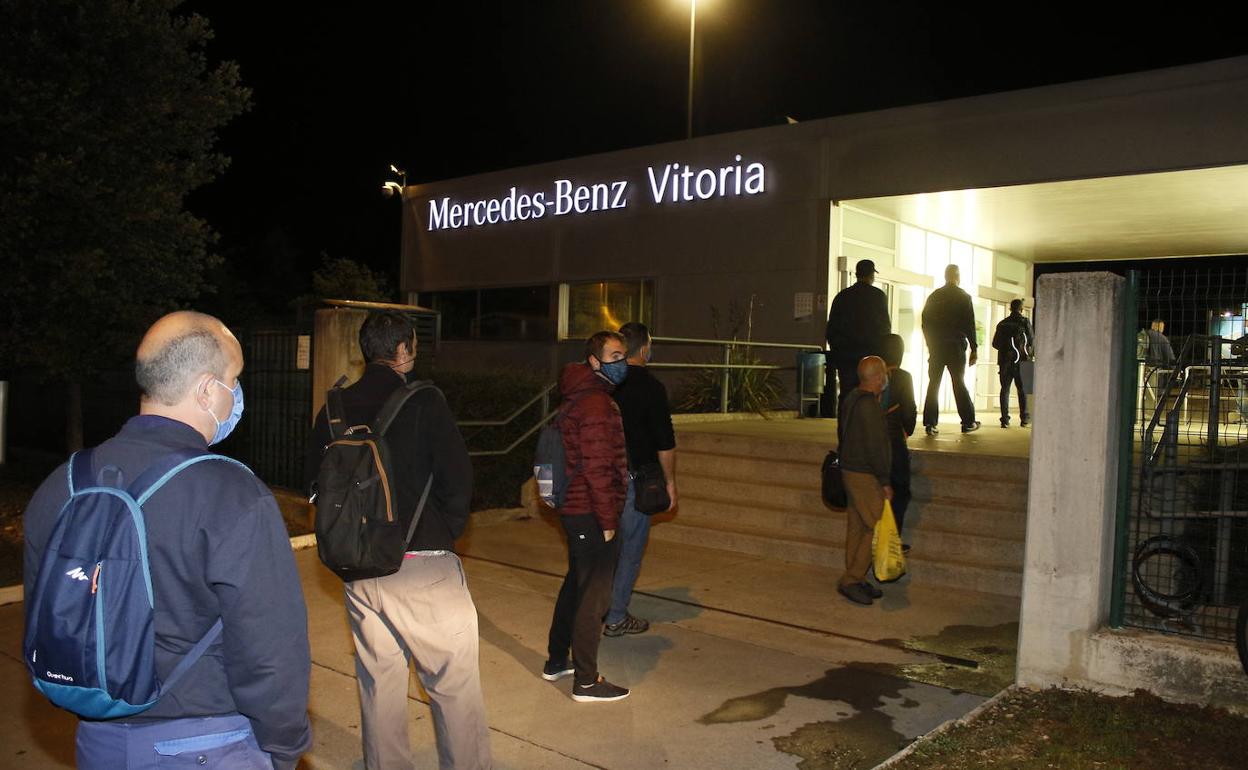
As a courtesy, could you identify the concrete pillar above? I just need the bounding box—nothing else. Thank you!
[1016,272,1124,688]
[311,308,369,420]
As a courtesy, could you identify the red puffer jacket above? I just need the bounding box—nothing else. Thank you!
[558,362,627,532]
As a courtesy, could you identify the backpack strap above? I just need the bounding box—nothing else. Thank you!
[372,380,437,436]
[69,449,95,495]
[129,449,250,506]
[372,381,441,547]
[326,386,348,440]
[160,618,224,695]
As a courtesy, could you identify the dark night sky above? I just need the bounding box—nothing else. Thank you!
[184,1,1248,300]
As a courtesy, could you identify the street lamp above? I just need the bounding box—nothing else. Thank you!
[685,0,698,139]
[381,164,406,198]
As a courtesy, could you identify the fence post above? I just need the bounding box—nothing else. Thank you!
[1208,335,1222,455]
[1109,270,1139,628]
[720,343,731,414]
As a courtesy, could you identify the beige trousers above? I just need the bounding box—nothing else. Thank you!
[345,552,492,770]
[841,470,885,587]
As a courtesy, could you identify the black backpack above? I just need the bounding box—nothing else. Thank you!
[532,393,586,509]
[313,378,437,581]
[992,318,1031,362]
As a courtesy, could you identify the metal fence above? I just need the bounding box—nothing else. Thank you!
[1115,267,1248,643]
[223,328,313,491]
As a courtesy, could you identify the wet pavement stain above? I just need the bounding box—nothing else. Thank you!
[874,621,1019,697]
[698,666,913,770]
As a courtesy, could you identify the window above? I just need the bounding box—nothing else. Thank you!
[421,285,552,341]
[561,280,654,340]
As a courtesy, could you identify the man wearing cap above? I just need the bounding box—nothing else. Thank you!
[825,259,891,412]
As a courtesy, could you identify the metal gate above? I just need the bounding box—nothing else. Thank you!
[222,328,313,491]
[1113,267,1248,643]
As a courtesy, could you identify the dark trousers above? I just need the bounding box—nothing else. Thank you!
[998,363,1028,422]
[888,434,912,534]
[835,354,862,398]
[547,514,620,686]
[923,355,976,428]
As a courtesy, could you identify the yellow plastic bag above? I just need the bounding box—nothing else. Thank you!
[871,500,907,583]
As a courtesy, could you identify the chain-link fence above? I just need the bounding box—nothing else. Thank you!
[1116,266,1248,643]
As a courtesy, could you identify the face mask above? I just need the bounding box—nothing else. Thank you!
[596,357,629,386]
[203,379,244,445]
[643,346,653,364]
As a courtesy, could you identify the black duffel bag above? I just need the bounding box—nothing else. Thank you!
[821,450,848,509]
[632,462,671,514]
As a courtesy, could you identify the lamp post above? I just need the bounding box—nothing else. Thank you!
[686,0,697,139]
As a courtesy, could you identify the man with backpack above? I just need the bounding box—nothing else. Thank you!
[304,311,490,769]
[22,311,311,769]
[991,299,1035,428]
[542,330,632,702]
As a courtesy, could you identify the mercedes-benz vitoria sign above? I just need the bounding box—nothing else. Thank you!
[426,155,767,231]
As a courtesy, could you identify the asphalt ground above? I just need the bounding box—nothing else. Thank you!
[1,511,1019,769]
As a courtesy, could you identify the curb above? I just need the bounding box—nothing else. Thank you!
[870,685,1017,770]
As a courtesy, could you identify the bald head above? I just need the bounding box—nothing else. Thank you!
[856,355,888,396]
[136,311,241,406]
[944,264,960,286]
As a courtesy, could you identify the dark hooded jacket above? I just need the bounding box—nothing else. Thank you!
[557,362,628,532]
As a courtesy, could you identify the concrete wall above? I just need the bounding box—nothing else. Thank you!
[1015,272,1248,711]
[311,308,368,420]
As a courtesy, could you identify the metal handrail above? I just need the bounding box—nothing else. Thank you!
[651,334,821,352]
[458,383,556,427]
[457,336,824,455]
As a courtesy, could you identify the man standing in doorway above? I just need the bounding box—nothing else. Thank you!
[604,322,677,638]
[543,331,632,702]
[921,264,981,434]
[825,259,891,413]
[837,356,893,606]
[25,311,312,769]
[992,299,1034,428]
[305,311,491,770]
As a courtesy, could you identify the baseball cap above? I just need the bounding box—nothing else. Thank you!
[855,259,878,276]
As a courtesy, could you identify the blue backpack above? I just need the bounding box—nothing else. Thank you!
[23,447,244,719]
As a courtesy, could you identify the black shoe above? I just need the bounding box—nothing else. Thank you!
[603,613,650,637]
[571,677,630,702]
[962,421,981,433]
[541,660,574,682]
[838,582,874,605]
[901,543,912,554]
[1000,418,1010,428]
[859,581,883,599]
[1020,419,1030,427]
[924,425,939,436]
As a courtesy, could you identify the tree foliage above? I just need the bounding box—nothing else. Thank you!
[309,256,392,304]
[0,0,250,379]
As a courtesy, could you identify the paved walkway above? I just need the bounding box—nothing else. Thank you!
[0,504,1019,770]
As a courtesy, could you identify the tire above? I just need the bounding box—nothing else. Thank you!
[1131,536,1203,618]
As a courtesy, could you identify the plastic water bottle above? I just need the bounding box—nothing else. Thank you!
[534,464,554,504]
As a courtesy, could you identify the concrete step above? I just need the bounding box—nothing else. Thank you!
[649,520,1022,596]
[670,502,1024,568]
[679,450,823,488]
[678,452,1029,510]
[675,429,829,464]
[910,473,1029,509]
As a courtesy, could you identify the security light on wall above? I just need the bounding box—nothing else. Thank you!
[382,164,407,198]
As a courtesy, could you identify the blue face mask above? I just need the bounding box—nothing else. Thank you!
[204,379,244,445]
[597,357,629,386]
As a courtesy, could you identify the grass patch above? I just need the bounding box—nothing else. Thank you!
[892,687,1248,770]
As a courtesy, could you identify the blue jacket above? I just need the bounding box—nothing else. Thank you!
[23,415,312,769]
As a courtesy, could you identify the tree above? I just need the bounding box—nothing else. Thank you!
[0,0,250,450]
[289,255,392,312]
